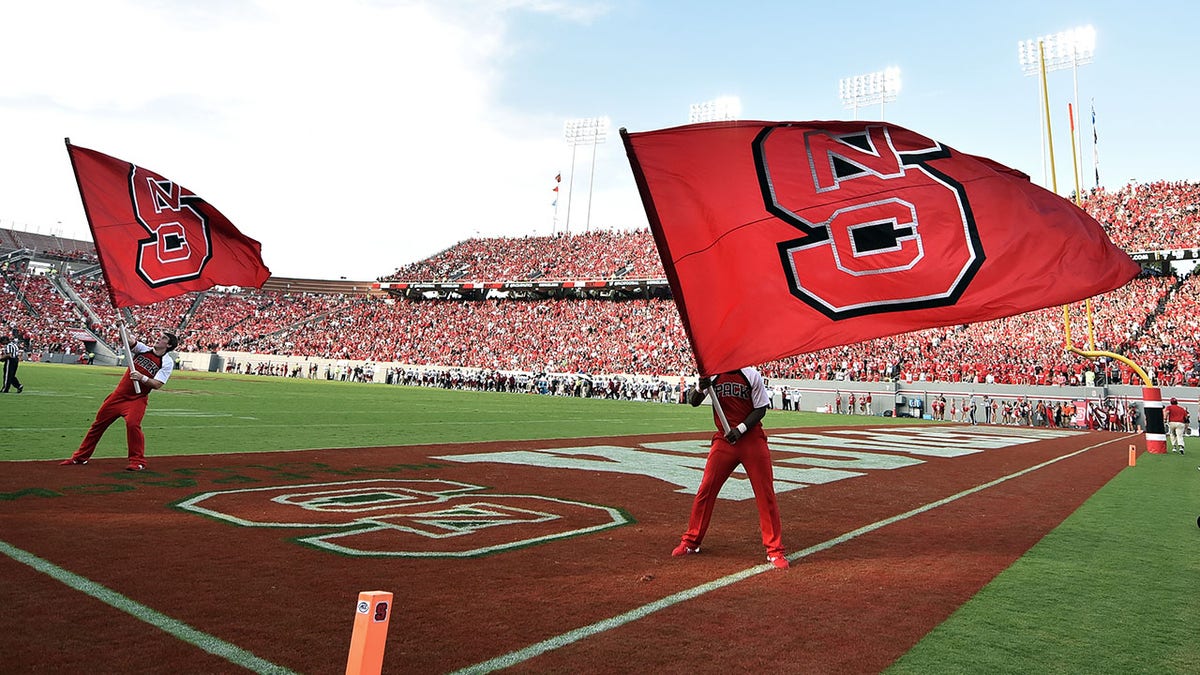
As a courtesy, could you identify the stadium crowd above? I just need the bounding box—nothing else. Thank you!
[1,272,83,353]
[3,179,1199,389]
[1080,180,1200,252]
[376,180,1200,284]
[6,269,1197,385]
[383,229,663,282]
[765,274,1188,386]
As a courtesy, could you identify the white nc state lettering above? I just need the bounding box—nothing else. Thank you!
[754,123,984,319]
[130,169,213,287]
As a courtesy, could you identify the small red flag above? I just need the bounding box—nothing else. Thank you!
[622,121,1139,375]
[66,142,271,308]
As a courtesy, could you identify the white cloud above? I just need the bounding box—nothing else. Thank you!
[0,0,609,279]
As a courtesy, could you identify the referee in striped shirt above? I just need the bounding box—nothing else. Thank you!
[0,334,22,393]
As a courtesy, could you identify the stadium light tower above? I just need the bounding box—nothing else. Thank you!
[1018,25,1096,190]
[563,116,609,235]
[688,96,742,123]
[838,67,901,120]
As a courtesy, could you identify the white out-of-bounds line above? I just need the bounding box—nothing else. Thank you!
[0,540,296,675]
[453,433,1137,674]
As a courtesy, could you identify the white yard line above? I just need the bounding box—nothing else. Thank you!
[451,433,1135,674]
[0,540,296,675]
[1,430,1135,673]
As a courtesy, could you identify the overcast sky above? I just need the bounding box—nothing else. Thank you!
[2,0,1197,280]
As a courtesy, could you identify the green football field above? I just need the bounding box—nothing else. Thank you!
[2,362,1197,672]
[0,362,928,460]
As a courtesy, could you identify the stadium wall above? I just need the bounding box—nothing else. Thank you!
[170,349,1200,426]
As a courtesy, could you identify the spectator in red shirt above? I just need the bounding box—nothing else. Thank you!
[1164,397,1189,454]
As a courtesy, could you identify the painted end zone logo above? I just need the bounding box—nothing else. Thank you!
[173,427,1077,558]
[434,425,1077,500]
[175,479,628,558]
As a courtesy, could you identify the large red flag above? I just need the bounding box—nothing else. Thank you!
[66,142,271,308]
[622,121,1140,376]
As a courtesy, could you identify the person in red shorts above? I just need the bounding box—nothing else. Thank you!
[60,325,177,471]
[671,366,788,570]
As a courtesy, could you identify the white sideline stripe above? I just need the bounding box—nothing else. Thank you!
[0,540,296,675]
[452,433,1137,674]
[2,418,636,432]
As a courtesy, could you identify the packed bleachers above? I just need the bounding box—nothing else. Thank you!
[181,290,271,350]
[383,230,663,282]
[3,179,1199,384]
[245,296,693,374]
[180,290,360,351]
[1080,180,1200,252]
[375,181,1200,285]
[760,274,1175,385]
[4,264,1178,384]
[6,179,1200,286]
[1,271,87,353]
[1127,273,1200,385]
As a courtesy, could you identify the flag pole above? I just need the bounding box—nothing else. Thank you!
[116,318,142,394]
[64,138,141,393]
[1091,99,1100,188]
[706,381,732,436]
[623,126,730,435]
[551,171,561,235]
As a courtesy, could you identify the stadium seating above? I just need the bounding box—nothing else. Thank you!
[382,230,663,282]
[1080,180,1200,252]
[3,179,1198,384]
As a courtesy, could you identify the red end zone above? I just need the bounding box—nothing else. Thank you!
[0,425,1135,673]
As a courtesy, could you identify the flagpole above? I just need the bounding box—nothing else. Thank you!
[116,319,142,394]
[1056,99,1149,385]
[584,137,601,233]
[552,171,561,235]
[1091,99,1100,188]
[64,139,120,310]
[1068,102,1082,202]
[64,138,141,393]
[707,383,732,435]
[564,145,578,235]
